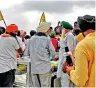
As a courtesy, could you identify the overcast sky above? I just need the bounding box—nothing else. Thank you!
[0,0,95,34]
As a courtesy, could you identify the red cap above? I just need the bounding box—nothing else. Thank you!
[6,24,18,33]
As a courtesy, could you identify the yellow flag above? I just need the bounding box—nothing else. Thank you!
[40,12,46,23]
[0,11,4,21]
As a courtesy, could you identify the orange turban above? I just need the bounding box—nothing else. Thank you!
[6,24,18,33]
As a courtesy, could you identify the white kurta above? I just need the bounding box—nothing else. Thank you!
[57,31,76,87]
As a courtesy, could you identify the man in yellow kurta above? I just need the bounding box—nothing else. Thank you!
[66,15,95,87]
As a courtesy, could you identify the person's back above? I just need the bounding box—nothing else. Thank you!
[0,24,21,87]
[75,32,95,86]
[25,22,57,87]
[29,34,55,74]
[84,32,95,86]
[0,37,19,72]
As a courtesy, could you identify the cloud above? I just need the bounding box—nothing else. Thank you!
[13,0,95,14]
[0,0,95,34]
[1,8,31,32]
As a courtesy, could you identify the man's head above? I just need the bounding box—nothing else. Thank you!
[6,24,18,37]
[61,21,73,33]
[50,31,56,38]
[77,15,95,32]
[0,26,5,35]
[20,30,26,41]
[54,26,62,35]
[74,21,78,29]
[25,35,30,40]
[20,30,26,37]
[50,27,53,32]
[36,22,51,35]
[30,30,36,37]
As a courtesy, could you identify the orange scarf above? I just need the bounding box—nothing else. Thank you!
[1,33,11,37]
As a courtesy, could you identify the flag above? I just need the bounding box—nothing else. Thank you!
[0,11,4,21]
[39,12,46,24]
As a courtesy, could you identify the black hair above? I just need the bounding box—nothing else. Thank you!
[25,35,30,39]
[5,32,17,37]
[30,30,36,37]
[24,31,26,35]
[50,27,53,30]
[17,30,20,36]
[74,21,77,24]
[0,26,5,35]
[74,29,81,35]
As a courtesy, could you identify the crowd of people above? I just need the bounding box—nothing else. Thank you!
[0,14,95,87]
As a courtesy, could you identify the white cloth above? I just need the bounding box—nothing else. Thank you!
[0,35,2,39]
[17,36,25,51]
[0,37,20,73]
[24,39,30,56]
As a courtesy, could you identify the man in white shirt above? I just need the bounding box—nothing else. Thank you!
[25,22,58,87]
[0,24,22,87]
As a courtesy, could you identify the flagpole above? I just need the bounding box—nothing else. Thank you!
[3,19,7,27]
[39,22,40,25]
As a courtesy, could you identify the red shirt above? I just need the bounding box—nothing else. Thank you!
[51,38,58,52]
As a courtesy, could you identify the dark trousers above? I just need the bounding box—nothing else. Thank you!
[0,69,16,87]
